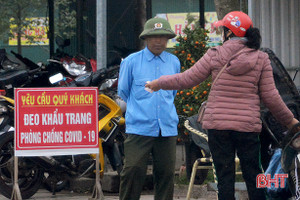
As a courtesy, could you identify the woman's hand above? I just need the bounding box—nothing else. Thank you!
[145,79,161,92]
[287,118,300,131]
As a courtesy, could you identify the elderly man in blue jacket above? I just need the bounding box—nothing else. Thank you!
[118,17,180,200]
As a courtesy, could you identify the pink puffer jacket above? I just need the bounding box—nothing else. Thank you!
[158,39,294,133]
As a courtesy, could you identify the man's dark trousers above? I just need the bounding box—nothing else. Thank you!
[119,134,177,200]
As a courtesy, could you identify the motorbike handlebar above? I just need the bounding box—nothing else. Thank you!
[94,65,120,77]
[281,122,300,148]
[10,50,21,58]
[106,65,120,74]
[76,53,89,62]
[47,59,62,64]
[27,67,48,77]
[11,51,40,70]
[90,65,120,87]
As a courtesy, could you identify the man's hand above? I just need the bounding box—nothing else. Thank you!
[145,79,161,91]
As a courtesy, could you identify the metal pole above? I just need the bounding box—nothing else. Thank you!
[199,0,205,28]
[97,0,107,70]
[248,0,253,20]
[11,157,22,200]
[48,0,54,57]
[77,0,84,54]
[88,153,104,200]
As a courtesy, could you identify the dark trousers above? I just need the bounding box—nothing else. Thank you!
[119,134,177,200]
[207,129,267,200]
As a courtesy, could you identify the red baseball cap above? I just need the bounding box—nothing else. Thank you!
[213,11,253,37]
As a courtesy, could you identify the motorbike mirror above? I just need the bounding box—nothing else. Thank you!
[36,62,46,69]
[49,73,64,84]
[99,78,118,90]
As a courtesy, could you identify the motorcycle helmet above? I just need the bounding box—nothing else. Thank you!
[139,17,176,40]
[214,11,253,37]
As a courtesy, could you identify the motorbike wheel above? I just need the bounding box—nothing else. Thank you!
[0,131,44,199]
[185,142,209,185]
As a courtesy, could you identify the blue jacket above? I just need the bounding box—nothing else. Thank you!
[118,47,180,137]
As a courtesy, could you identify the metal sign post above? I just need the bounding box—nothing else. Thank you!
[11,157,22,200]
[89,154,104,200]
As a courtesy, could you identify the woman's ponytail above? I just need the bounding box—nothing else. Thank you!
[245,27,261,50]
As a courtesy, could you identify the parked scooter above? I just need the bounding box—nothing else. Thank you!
[47,37,97,84]
[281,123,300,199]
[47,36,131,82]
[0,49,27,71]
[0,49,74,99]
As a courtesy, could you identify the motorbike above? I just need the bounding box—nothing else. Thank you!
[281,123,300,199]
[0,49,28,71]
[48,36,131,83]
[0,49,79,99]
[0,52,126,199]
[47,37,97,85]
[184,48,300,198]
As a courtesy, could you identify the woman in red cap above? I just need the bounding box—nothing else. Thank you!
[146,11,299,200]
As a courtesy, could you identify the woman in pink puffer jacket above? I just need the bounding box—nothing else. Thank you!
[146,11,299,200]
